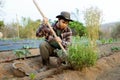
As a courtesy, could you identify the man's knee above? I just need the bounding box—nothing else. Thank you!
[39,41,47,48]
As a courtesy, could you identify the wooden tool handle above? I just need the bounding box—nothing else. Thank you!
[33,0,67,55]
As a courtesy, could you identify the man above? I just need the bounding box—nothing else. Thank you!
[36,11,73,71]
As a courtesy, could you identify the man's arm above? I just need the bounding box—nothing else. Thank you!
[36,24,51,37]
[61,32,72,49]
[36,17,51,37]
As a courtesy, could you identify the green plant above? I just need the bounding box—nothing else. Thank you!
[13,45,31,59]
[100,38,115,44]
[108,38,114,43]
[29,73,36,80]
[111,46,120,52]
[67,43,98,70]
[100,39,106,44]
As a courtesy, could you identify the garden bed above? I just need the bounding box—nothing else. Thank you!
[0,42,120,80]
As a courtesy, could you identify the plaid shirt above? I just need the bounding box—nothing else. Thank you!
[36,21,72,49]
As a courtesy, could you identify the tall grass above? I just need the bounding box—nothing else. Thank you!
[84,7,102,51]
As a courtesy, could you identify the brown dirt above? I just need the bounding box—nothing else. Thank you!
[0,43,120,80]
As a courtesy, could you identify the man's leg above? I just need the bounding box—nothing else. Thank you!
[39,41,54,66]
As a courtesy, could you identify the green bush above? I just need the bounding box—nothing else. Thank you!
[69,21,86,37]
[67,43,98,70]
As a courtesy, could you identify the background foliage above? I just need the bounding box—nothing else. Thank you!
[84,7,102,49]
[69,21,86,37]
[111,23,120,39]
[19,18,40,38]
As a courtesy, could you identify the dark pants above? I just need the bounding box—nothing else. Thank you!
[39,41,58,66]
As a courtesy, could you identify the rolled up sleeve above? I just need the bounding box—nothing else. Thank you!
[36,24,51,37]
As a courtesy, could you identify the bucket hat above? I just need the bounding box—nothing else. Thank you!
[56,11,73,21]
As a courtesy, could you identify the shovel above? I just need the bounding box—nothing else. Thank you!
[33,0,68,56]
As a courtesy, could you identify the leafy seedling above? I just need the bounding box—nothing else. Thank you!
[13,45,31,60]
[29,73,36,80]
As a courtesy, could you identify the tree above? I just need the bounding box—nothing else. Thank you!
[19,17,40,38]
[0,20,4,29]
[111,23,120,39]
[69,21,86,36]
[0,0,5,30]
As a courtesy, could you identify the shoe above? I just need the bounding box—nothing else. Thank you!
[38,65,49,72]
[57,58,67,66]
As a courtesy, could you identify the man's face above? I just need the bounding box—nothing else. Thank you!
[58,19,69,29]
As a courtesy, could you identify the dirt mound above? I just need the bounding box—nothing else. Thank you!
[43,52,120,80]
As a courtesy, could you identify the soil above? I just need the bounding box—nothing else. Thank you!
[0,42,120,80]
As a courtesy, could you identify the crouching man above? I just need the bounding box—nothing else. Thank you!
[36,11,73,71]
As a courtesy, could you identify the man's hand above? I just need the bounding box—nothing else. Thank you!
[55,36,62,43]
[42,17,49,25]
